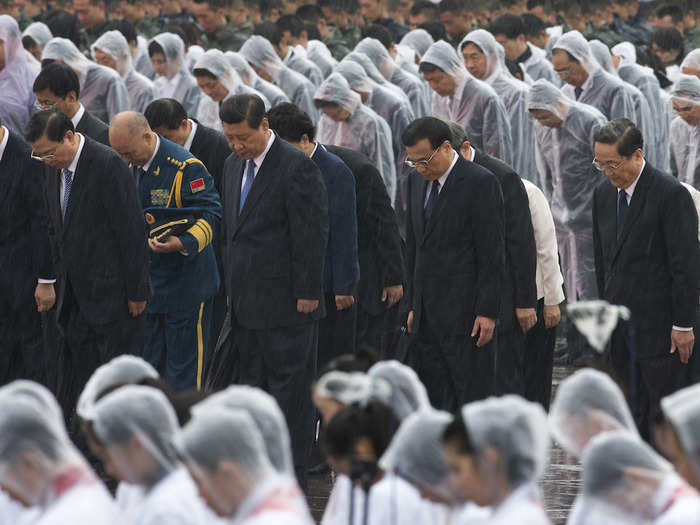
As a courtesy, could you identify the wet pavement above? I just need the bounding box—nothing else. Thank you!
[306,365,582,525]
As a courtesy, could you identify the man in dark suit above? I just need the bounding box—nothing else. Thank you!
[404,117,505,411]
[33,63,110,146]
[592,118,700,440]
[266,102,360,365]
[26,109,150,417]
[448,122,538,397]
[324,145,406,357]
[219,94,328,487]
[0,119,55,385]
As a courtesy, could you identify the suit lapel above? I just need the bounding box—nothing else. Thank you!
[411,171,426,245]
[423,155,460,242]
[61,143,89,230]
[229,158,244,235]
[613,166,650,262]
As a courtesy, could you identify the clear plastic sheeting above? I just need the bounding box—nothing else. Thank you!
[567,301,631,353]
[575,432,700,525]
[314,371,390,407]
[315,73,396,203]
[22,21,52,51]
[682,49,700,74]
[91,30,156,113]
[379,409,452,498]
[420,40,513,164]
[367,360,431,420]
[661,383,700,479]
[0,15,37,135]
[149,33,201,117]
[343,51,409,103]
[193,49,269,131]
[43,36,130,123]
[549,367,638,459]
[239,35,319,122]
[77,355,159,422]
[461,29,539,182]
[399,29,434,61]
[670,75,700,188]
[225,51,289,108]
[551,30,599,74]
[307,40,337,79]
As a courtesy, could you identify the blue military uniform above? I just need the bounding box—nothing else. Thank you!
[139,135,221,391]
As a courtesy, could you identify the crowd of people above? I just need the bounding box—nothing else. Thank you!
[1,0,700,522]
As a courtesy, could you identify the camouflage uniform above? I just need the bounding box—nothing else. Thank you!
[205,23,249,52]
[324,26,351,60]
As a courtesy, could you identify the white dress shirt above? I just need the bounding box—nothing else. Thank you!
[424,149,458,204]
[183,119,198,151]
[0,125,8,163]
[60,133,86,207]
[241,130,275,193]
[522,179,566,305]
[70,103,85,129]
[141,134,160,172]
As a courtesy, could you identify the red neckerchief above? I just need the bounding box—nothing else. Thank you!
[660,483,697,516]
[248,487,298,518]
[52,467,97,500]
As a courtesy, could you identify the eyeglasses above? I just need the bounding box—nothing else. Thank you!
[34,100,58,111]
[673,105,694,115]
[405,147,439,169]
[592,157,628,172]
[30,149,58,162]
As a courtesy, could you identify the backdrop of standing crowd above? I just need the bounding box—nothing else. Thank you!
[2,0,700,522]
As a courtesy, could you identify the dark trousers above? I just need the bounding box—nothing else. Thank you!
[0,300,47,386]
[58,281,145,423]
[234,318,318,491]
[409,314,495,412]
[144,299,212,392]
[494,323,526,397]
[522,299,557,410]
[608,323,692,442]
[318,293,357,368]
[356,304,404,359]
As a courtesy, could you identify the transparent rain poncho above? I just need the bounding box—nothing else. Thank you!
[149,33,201,117]
[366,360,431,421]
[22,21,52,52]
[661,383,700,481]
[520,41,561,87]
[343,51,409,103]
[460,29,539,183]
[461,396,550,511]
[134,35,156,80]
[0,381,118,522]
[307,40,337,79]
[240,35,319,122]
[575,432,700,525]
[355,37,430,117]
[185,45,204,74]
[91,30,156,113]
[379,409,452,499]
[669,75,700,189]
[611,41,671,172]
[420,40,513,164]
[335,59,414,196]
[77,355,159,422]
[682,49,700,75]
[527,79,606,301]
[43,37,129,124]
[394,44,420,77]
[225,51,289,108]
[0,15,37,135]
[284,46,323,87]
[552,31,635,121]
[193,49,269,132]
[315,73,396,203]
[399,29,434,61]
[314,371,390,407]
[549,368,638,459]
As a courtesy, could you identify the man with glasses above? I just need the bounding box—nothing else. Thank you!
[592,118,700,442]
[25,109,150,419]
[403,116,505,411]
[669,75,700,190]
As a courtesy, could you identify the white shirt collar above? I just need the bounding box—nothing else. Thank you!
[251,130,275,169]
[283,47,294,64]
[66,133,85,173]
[142,134,160,172]
[580,68,596,93]
[0,125,9,164]
[427,149,458,198]
[310,141,319,158]
[465,145,476,162]
[622,159,645,200]
[71,103,85,129]
[184,119,197,151]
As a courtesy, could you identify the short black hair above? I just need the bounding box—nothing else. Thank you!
[192,68,218,79]
[148,40,165,58]
[593,118,643,157]
[410,0,438,18]
[651,26,684,52]
[526,0,546,9]
[266,102,316,142]
[656,4,683,25]
[260,0,283,16]
[418,60,443,74]
[277,14,305,37]
[490,13,525,39]
[521,13,546,36]
[305,23,321,41]
[417,21,446,42]
[552,48,580,64]
[323,401,399,459]
[296,4,323,23]
[219,94,267,128]
[402,117,452,149]
[33,63,80,99]
[144,98,188,130]
[22,35,38,50]
[446,121,467,151]
[25,109,75,143]
[105,19,137,44]
[253,21,282,46]
[441,412,474,454]
[318,346,379,378]
[363,23,393,47]
[437,0,465,15]
[193,0,227,9]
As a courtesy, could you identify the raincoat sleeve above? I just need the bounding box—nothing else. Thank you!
[482,94,513,166]
[366,116,396,205]
[105,77,131,122]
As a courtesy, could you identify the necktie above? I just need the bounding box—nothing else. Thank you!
[617,189,628,238]
[239,160,255,215]
[61,169,73,220]
[574,86,583,100]
[424,180,440,223]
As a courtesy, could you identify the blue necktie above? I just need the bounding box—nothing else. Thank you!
[239,160,255,215]
[617,190,628,238]
[574,86,583,100]
[61,169,73,220]
[424,180,440,223]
